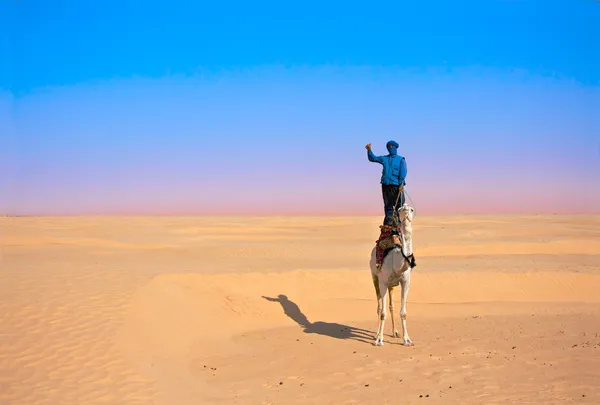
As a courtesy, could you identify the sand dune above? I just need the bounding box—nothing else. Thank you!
[1,215,600,404]
[117,270,600,404]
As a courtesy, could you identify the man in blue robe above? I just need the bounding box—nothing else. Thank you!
[365,140,408,226]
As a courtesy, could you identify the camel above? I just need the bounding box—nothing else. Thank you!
[369,203,416,346]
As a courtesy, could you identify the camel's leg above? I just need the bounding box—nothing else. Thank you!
[372,275,382,340]
[372,275,381,318]
[375,280,388,346]
[388,287,400,338]
[400,270,414,346]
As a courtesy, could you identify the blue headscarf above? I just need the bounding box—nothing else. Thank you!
[386,140,399,156]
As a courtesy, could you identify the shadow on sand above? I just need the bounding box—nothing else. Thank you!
[262,294,375,345]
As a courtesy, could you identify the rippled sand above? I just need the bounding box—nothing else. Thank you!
[2,215,599,404]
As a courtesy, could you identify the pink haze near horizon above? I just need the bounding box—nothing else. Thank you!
[1,67,599,216]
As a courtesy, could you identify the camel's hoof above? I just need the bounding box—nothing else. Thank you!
[393,331,400,338]
[403,339,414,347]
[373,335,384,346]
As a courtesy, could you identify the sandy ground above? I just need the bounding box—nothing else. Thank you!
[1,214,600,405]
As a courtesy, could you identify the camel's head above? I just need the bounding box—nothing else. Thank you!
[398,203,414,223]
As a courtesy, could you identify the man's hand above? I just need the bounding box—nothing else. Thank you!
[399,185,404,192]
[365,143,372,150]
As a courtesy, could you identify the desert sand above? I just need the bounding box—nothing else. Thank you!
[1,214,600,404]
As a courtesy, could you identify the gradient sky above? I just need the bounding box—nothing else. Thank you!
[1,0,599,215]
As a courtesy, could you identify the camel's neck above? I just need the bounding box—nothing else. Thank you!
[400,220,413,256]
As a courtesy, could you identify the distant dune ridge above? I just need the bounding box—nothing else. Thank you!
[1,215,600,404]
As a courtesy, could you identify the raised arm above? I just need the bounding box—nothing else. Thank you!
[366,144,383,164]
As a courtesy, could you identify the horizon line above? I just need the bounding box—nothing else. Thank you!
[2,212,598,218]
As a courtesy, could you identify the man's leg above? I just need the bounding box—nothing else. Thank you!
[382,185,399,225]
[398,188,405,209]
[394,188,405,227]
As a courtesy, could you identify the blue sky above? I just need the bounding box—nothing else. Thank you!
[1,0,599,215]
[3,0,599,92]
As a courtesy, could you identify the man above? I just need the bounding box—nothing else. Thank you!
[365,140,407,226]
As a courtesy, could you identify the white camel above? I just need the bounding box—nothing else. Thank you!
[369,203,416,347]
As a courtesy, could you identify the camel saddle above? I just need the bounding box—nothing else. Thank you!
[374,224,417,269]
[374,224,401,268]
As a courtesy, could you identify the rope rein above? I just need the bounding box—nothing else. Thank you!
[404,189,416,217]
